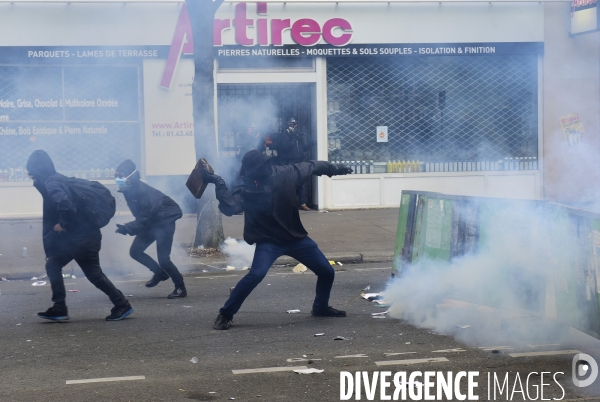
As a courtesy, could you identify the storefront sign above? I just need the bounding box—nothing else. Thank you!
[571,0,598,35]
[215,42,542,59]
[560,113,585,146]
[161,1,543,88]
[376,126,388,143]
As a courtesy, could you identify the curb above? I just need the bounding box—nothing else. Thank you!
[0,252,395,280]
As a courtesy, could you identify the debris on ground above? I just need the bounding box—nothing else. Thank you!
[292,263,307,273]
[314,333,325,337]
[337,262,343,266]
[32,281,46,286]
[31,277,38,281]
[455,325,471,329]
[1,277,7,282]
[67,290,80,293]
[241,266,249,271]
[362,285,371,291]
[189,247,223,258]
[361,292,383,301]
[190,357,198,364]
[294,368,324,374]
[287,309,301,314]
[225,266,235,271]
[334,336,352,341]
[371,311,388,316]
[328,260,336,265]
[62,274,71,279]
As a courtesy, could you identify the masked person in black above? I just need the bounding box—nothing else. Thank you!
[114,159,187,299]
[204,150,352,330]
[26,150,133,322]
[273,117,314,211]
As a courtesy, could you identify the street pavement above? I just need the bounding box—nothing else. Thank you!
[0,263,599,402]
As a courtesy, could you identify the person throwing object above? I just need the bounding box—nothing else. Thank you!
[205,150,352,330]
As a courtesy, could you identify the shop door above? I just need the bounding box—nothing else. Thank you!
[217,83,315,203]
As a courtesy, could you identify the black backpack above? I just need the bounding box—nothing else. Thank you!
[49,177,116,228]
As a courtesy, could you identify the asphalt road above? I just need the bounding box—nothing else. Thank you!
[0,263,599,402]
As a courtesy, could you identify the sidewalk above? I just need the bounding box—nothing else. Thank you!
[0,208,400,279]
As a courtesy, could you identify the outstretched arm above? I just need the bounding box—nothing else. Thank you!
[292,161,352,188]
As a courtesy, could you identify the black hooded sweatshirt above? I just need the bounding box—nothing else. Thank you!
[26,150,95,257]
[214,160,340,245]
[119,172,183,235]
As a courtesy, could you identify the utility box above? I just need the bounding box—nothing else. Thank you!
[392,190,600,340]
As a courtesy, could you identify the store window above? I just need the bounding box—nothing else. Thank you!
[0,64,141,182]
[327,55,538,173]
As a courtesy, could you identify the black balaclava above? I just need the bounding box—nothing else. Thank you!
[241,150,271,181]
[26,150,56,184]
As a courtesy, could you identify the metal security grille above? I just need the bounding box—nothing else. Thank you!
[326,56,538,169]
[217,83,313,158]
[0,64,141,181]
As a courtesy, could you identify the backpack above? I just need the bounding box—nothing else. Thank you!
[49,176,116,228]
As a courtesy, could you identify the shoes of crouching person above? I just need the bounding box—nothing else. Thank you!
[213,314,233,330]
[105,303,134,321]
[167,286,187,299]
[311,306,347,317]
[299,204,311,211]
[37,306,70,322]
[145,271,170,288]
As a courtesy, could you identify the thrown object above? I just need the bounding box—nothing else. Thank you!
[186,158,214,199]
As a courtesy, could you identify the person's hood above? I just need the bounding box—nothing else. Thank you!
[116,159,141,190]
[241,150,271,180]
[26,150,56,183]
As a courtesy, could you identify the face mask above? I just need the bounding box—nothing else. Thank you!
[115,170,137,189]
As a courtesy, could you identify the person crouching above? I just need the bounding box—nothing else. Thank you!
[114,159,187,299]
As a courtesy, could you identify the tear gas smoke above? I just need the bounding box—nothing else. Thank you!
[385,201,600,351]
[220,237,255,270]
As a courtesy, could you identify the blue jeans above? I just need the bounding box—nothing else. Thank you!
[219,236,335,319]
[299,181,307,206]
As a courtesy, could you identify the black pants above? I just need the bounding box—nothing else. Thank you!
[45,230,127,308]
[129,222,184,288]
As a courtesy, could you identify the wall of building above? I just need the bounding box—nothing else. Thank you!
[543,2,600,205]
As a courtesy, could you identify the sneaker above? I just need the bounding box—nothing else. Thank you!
[167,287,187,299]
[299,204,311,211]
[37,306,70,322]
[311,306,347,317]
[145,271,170,288]
[105,303,134,321]
[213,313,233,330]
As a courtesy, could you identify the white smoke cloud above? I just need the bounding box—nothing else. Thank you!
[220,236,255,270]
[384,201,600,349]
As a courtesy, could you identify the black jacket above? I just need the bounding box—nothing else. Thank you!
[27,150,96,257]
[273,128,309,164]
[215,160,339,245]
[120,172,182,235]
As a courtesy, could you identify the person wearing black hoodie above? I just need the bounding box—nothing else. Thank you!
[204,150,352,330]
[26,150,133,322]
[114,159,186,299]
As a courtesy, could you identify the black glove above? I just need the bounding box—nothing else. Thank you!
[201,167,221,184]
[334,164,353,175]
[115,224,128,235]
